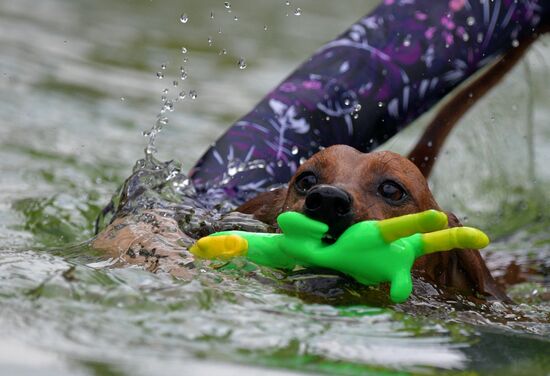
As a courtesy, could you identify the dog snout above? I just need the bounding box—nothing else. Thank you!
[303,185,353,239]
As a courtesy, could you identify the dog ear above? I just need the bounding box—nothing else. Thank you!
[415,212,510,301]
[445,213,510,301]
[236,187,288,226]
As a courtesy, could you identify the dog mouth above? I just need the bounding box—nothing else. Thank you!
[321,232,338,244]
[303,211,353,245]
[321,226,349,245]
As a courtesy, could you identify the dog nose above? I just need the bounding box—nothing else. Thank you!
[303,185,353,239]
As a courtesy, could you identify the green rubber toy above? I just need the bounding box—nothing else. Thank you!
[190,210,490,303]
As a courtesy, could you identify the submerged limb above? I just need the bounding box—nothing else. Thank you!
[91,210,195,278]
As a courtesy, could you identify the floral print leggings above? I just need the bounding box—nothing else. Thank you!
[189,0,548,207]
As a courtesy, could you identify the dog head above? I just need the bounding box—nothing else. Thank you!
[239,145,440,237]
[281,145,440,239]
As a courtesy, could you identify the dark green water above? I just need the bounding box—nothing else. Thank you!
[1,1,549,375]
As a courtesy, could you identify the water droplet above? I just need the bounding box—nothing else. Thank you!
[180,69,188,80]
[208,36,213,46]
[162,88,169,94]
[156,72,164,79]
[183,57,188,63]
[233,16,239,21]
[511,39,519,48]
[325,116,330,121]
[466,16,475,26]
[427,141,433,147]
[462,32,470,42]
[181,47,188,54]
[120,97,125,101]
[353,113,359,119]
[190,90,198,99]
[354,103,362,112]
[263,24,268,31]
[344,99,350,106]
[219,49,227,55]
[299,157,306,165]
[158,116,169,125]
[218,27,222,34]
[224,2,231,10]
[179,91,186,99]
[277,160,284,167]
[172,80,178,87]
[238,57,247,70]
[228,166,238,176]
[163,100,174,112]
[210,11,214,19]
[291,145,299,155]
[294,8,302,16]
[377,101,384,107]
[477,32,484,43]
[161,64,167,70]
[180,13,189,23]
[145,144,157,155]
[403,34,411,47]
[285,1,290,5]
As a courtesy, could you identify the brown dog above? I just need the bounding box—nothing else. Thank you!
[237,146,508,300]
[94,28,550,300]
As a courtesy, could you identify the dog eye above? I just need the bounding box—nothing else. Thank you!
[295,172,318,194]
[377,180,407,203]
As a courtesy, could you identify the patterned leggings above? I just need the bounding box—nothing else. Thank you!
[189,0,548,207]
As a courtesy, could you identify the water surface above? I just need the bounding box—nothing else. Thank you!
[1,0,549,375]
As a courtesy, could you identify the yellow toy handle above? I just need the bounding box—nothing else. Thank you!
[421,227,490,254]
[377,210,448,243]
[190,234,249,260]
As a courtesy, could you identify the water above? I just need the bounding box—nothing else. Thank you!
[1,0,550,375]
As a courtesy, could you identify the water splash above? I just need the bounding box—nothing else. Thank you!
[180,67,188,80]
[238,57,247,70]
